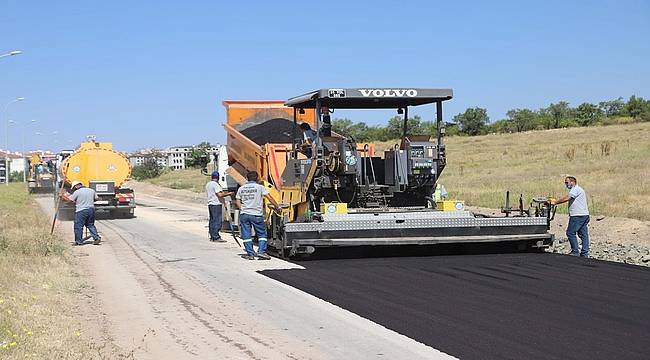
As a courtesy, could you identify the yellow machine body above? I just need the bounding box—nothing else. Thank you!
[60,141,132,187]
[436,200,465,211]
[320,202,349,215]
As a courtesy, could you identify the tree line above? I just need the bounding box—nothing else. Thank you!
[332,95,650,140]
[131,141,215,180]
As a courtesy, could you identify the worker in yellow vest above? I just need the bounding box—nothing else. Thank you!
[433,183,448,202]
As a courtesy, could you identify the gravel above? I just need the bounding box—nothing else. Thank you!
[470,206,650,267]
[548,238,650,266]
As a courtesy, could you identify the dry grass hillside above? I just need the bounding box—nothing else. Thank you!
[146,168,207,193]
[438,122,650,220]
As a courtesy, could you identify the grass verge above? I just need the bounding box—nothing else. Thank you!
[145,168,207,193]
[0,184,98,359]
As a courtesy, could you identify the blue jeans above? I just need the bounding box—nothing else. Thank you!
[239,213,267,256]
[208,205,223,240]
[74,208,99,245]
[567,215,590,257]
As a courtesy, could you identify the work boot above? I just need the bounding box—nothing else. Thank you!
[213,238,227,243]
[257,253,271,260]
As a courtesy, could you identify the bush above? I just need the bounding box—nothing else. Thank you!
[131,161,163,180]
[599,116,636,126]
[8,171,24,183]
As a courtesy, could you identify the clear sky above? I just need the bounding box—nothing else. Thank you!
[1,0,649,152]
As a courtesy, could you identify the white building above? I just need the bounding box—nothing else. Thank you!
[0,150,26,182]
[167,145,193,170]
[129,149,168,168]
[165,145,220,170]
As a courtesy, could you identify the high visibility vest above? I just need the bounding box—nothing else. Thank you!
[434,184,443,202]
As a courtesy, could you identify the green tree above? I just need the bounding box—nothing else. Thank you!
[452,107,489,136]
[348,122,371,141]
[536,108,554,130]
[365,126,391,141]
[544,101,573,129]
[332,118,376,141]
[486,119,513,133]
[385,115,423,139]
[575,102,603,126]
[186,142,213,168]
[506,108,538,132]
[624,95,650,121]
[331,118,353,134]
[8,171,24,183]
[598,97,625,117]
[442,122,460,136]
[420,121,438,138]
[131,160,163,180]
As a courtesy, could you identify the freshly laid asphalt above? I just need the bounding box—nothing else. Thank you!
[261,252,650,360]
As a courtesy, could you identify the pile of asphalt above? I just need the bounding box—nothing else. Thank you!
[261,252,650,360]
[239,118,297,145]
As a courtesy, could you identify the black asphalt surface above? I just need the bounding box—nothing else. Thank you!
[260,253,650,360]
[240,118,296,145]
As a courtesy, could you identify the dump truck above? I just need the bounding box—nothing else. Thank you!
[27,153,55,193]
[56,138,135,219]
[218,89,555,257]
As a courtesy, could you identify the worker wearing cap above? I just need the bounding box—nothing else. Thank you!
[551,176,590,257]
[299,122,317,158]
[206,171,233,242]
[235,171,280,260]
[67,181,101,246]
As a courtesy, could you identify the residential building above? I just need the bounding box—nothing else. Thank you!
[167,145,192,170]
[165,145,220,170]
[0,150,26,174]
[128,149,168,168]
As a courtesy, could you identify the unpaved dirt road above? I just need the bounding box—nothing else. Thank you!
[37,194,454,360]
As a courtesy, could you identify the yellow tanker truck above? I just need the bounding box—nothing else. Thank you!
[56,138,136,219]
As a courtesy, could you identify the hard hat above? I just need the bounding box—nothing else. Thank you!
[71,181,82,188]
[211,171,219,178]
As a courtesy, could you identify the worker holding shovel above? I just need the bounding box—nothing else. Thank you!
[62,181,101,246]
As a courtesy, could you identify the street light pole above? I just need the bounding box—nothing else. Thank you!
[3,97,25,185]
[21,119,37,182]
[0,50,22,59]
